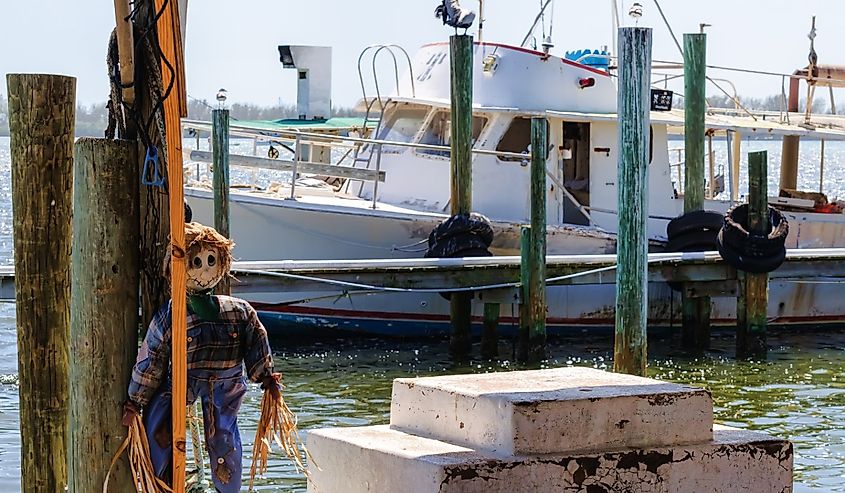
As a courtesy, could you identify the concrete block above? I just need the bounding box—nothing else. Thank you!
[390,367,712,455]
[306,424,792,493]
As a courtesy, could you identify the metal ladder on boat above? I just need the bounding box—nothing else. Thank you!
[345,44,416,198]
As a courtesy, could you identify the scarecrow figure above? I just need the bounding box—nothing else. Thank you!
[121,222,281,492]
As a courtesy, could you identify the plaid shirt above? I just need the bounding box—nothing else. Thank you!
[128,296,274,407]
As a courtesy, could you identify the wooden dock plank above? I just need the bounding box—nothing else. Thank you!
[1,250,844,301]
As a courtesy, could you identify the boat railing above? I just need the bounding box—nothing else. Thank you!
[357,45,416,137]
[351,45,416,197]
[186,124,531,209]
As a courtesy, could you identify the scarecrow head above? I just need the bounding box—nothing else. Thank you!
[165,222,235,294]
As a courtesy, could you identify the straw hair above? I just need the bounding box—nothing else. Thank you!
[163,222,235,280]
[247,379,311,489]
[104,415,173,493]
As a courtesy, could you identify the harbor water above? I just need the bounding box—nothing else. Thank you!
[0,136,844,491]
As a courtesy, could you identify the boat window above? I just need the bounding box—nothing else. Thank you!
[417,111,488,157]
[496,117,547,161]
[377,107,428,153]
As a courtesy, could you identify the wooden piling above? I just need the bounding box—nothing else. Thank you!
[613,28,652,376]
[481,303,500,359]
[681,32,711,352]
[212,108,231,295]
[518,118,548,363]
[7,73,75,492]
[737,151,769,358]
[69,139,140,492]
[448,34,474,359]
[134,0,170,337]
[780,77,800,191]
[730,131,741,202]
[112,0,136,105]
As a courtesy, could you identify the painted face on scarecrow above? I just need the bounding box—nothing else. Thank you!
[168,222,235,295]
[187,243,225,293]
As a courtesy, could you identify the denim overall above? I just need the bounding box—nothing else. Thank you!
[144,365,247,493]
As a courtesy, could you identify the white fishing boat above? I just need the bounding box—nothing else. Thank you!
[183,5,845,336]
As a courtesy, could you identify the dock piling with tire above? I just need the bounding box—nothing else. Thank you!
[735,151,771,358]
[448,33,474,360]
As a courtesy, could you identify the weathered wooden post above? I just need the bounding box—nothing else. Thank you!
[730,131,741,202]
[780,77,800,192]
[212,108,231,295]
[681,32,711,351]
[518,118,548,363]
[614,27,652,376]
[69,139,140,492]
[448,34,474,360]
[518,225,531,355]
[737,151,769,358]
[7,73,75,491]
[480,302,500,359]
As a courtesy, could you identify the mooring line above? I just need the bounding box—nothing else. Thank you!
[234,257,673,295]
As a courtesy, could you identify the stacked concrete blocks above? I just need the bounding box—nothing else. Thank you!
[307,367,792,492]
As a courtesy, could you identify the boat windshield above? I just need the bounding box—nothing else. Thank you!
[377,106,428,153]
[417,110,488,157]
[496,116,547,162]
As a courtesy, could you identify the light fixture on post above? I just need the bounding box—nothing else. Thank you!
[216,88,228,109]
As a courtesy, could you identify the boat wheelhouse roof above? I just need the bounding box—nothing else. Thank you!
[355,95,845,140]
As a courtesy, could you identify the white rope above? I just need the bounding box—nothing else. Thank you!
[234,257,673,295]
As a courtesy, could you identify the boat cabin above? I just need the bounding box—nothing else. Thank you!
[354,41,845,243]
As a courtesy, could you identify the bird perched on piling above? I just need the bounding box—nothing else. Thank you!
[434,0,476,31]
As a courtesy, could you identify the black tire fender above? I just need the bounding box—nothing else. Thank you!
[716,229,787,274]
[721,204,789,257]
[667,210,724,240]
[428,212,494,249]
[665,229,719,253]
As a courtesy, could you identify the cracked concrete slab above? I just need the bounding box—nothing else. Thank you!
[306,424,792,493]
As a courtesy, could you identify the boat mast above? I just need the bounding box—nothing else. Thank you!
[478,0,484,43]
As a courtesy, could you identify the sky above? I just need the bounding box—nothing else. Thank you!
[1,1,844,109]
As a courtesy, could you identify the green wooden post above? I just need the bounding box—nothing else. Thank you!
[737,151,769,358]
[69,139,140,492]
[212,108,231,295]
[7,73,75,492]
[614,28,652,376]
[448,34,474,359]
[518,225,532,360]
[518,118,548,363]
[481,302,500,359]
[681,32,712,351]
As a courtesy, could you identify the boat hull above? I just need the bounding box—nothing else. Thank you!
[186,189,845,336]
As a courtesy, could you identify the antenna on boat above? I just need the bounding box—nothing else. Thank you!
[477,0,484,43]
[805,16,818,124]
[520,0,554,48]
[542,0,556,54]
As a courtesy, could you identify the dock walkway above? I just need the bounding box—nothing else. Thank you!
[2,249,843,302]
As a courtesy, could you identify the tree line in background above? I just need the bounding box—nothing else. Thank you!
[674,93,836,113]
[0,92,838,137]
[0,95,359,137]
